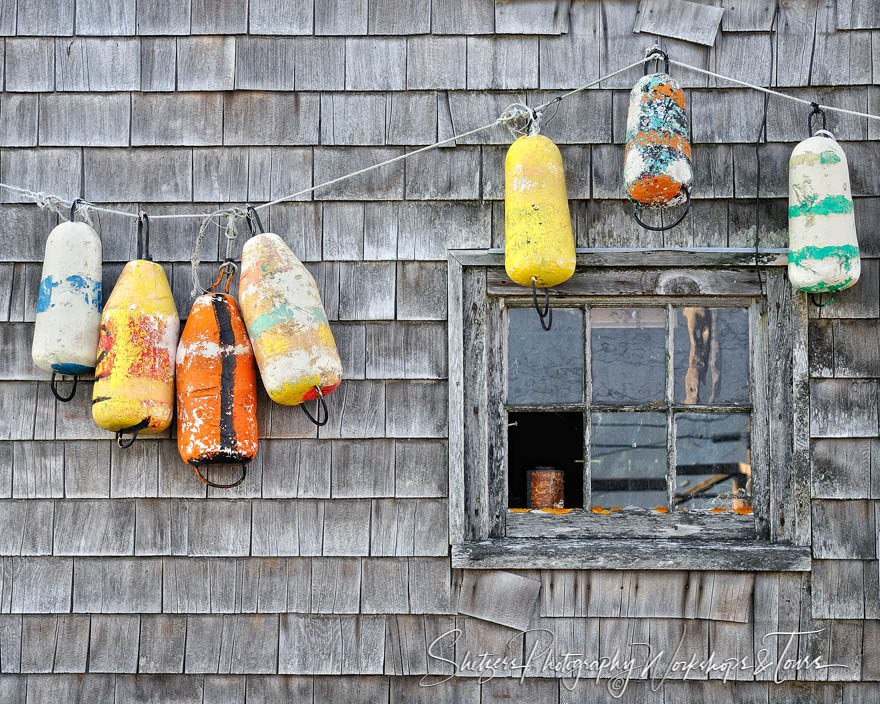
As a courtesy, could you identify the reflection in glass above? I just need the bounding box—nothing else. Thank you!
[590,412,666,509]
[675,413,751,510]
[673,307,749,405]
[591,308,665,404]
[508,307,584,405]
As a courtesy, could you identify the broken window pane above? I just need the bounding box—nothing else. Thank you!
[590,411,666,509]
[508,307,584,405]
[675,413,751,511]
[673,307,749,405]
[591,307,666,404]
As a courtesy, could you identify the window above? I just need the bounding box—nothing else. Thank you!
[448,250,812,572]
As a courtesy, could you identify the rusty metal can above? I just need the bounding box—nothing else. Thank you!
[528,467,564,509]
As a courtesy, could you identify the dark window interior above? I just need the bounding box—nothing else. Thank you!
[507,411,583,509]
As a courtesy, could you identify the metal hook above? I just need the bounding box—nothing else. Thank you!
[115,418,149,448]
[643,47,670,75]
[193,463,248,489]
[531,279,553,331]
[808,102,827,137]
[70,198,86,223]
[246,206,265,237]
[50,371,77,402]
[300,386,330,426]
[137,212,151,261]
[631,187,692,232]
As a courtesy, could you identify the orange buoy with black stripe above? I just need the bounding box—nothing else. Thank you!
[176,264,258,489]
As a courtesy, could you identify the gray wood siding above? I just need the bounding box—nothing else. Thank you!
[0,0,878,699]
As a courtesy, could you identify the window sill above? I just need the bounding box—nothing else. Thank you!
[451,538,811,572]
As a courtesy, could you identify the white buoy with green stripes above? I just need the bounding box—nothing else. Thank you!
[787,132,860,293]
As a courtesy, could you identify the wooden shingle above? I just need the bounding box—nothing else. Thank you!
[1,148,81,204]
[431,0,494,34]
[294,37,345,90]
[315,0,369,35]
[75,0,136,34]
[331,439,395,498]
[55,38,140,91]
[16,0,74,35]
[466,37,538,90]
[4,39,54,92]
[73,558,161,613]
[140,37,177,91]
[235,37,296,91]
[345,39,406,90]
[811,499,876,558]
[178,37,235,91]
[132,93,223,146]
[249,0,314,34]
[396,262,447,321]
[224,93,320,146]
[84,148,192,202]
[0,94,38,147]
[136,0,192,34]
[87,615,139,673]
[386,93,438,146]
[39,93,130,147]
[406,37,466,89]
[812,0,872,85]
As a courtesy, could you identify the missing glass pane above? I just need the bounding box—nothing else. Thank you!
[675,413,751,510]
[591,308,665,404]
[508,307,584,405]
[673,307,749,405]
[590,411,666,509]
[508,411,583,509]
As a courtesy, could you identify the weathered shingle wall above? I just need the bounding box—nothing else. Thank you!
[0,0,878,700]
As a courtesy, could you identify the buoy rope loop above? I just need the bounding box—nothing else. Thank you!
[643,46,670,75]
[531,279,553,332]
[813,129,836,141]
[69,198,86,223]
[137,212,151,261]
[808,102,827,137]
[631,187,692,232]
[193,463,248,490]
[500,103,542,138]
[50,371,77,402]
[300,386,330,426]
[246,206,266,237]
[809,292,839,309]
[116,418,150,449]
[209,260,237,294]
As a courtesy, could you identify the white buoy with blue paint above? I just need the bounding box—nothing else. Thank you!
[31,200,102,401]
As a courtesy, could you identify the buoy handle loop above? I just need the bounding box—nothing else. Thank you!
[69,198,86,223]
[531,279,553,332]
[643,46,670,75]
[246,206,265,237]
[808,103,828,137]
[50,372,77,402]
[301,386,330,426]
[631,186,691,232]
[194,463,248,490]
[209,260,238,294]
[809,292,839,309]
[137,212,151,261]
[116,418,150,448]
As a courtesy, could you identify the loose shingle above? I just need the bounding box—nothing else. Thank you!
[235,37,297,91]
[84,148,192,202]
[458,570,540,630]
[16,0,74,35]
[132,93,223,146]
[315,0,368,35]
[466,37,538,90]
[55,38,140,91]
[178,37,235,91]
[249,0,314,34]
[224,92,320,145]
[39,93,130,147]
[191,0,247,33]
[406,37,466,90]
[0,94,38,147]
[4,39,54,92]
[140,37,177,91]
[633,0,724,46]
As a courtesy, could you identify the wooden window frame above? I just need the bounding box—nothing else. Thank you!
[448,248,812,572]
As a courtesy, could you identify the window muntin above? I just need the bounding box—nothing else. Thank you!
[506,301,753,515]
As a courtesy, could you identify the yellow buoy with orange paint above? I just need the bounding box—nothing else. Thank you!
[238,212,341,422]
[504,133,576,289]
[92,216,179,446]
[177,283,258,489]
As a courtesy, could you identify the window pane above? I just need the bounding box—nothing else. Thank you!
[590,411,666,509]
[675,413,751,510]
[591,308,665,404]
[673,307,749,405]
[508,307,584,405]
[508,411,583,509]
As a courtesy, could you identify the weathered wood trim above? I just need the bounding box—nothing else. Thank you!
[791,289,812,547]
[506,509,756,540]
[488,268,764,297]
[449,248,790,268]
[447,252,465,545]
[452,538,812,571]
[750,298,771,539]
[486,297,506,538]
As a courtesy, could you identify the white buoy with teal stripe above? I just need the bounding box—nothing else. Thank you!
[31,220,103,382]
[788,130,860,294]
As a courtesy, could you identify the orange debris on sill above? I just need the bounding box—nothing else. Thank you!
[733,506,754,515]
[591,506,611,515]
[508,508,531,513]
[609,507,622,511]
[709,507,730,513]
[652,506,668,513]
[540,508,575,514]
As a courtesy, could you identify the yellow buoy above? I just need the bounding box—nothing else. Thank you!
[92,253,179,446]
[504,134,575,289]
